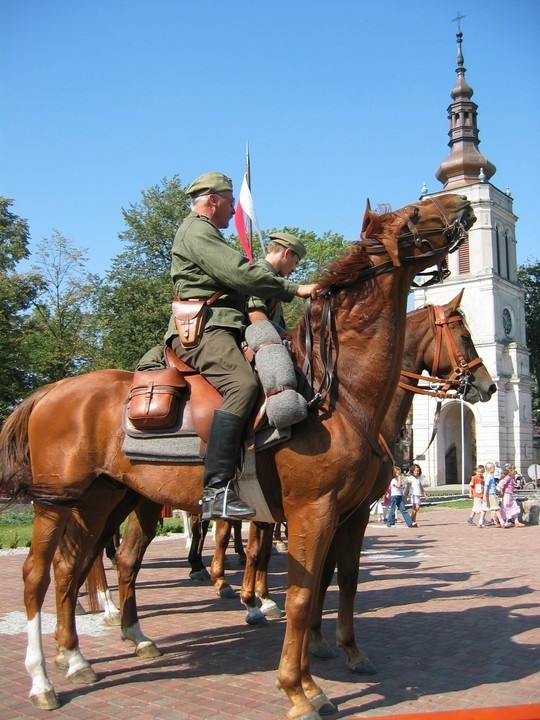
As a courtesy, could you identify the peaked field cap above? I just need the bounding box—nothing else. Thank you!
[269,231,306,259]
[185,172,233,197]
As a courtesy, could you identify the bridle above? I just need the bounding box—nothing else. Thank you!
[398,304,484,401]
[300,196,472,416]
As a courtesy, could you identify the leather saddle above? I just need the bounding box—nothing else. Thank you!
[124,345,267,444]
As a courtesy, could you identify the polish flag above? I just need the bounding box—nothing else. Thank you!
[234,174,266,262]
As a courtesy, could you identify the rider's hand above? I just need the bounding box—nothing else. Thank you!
[296,283,320,299]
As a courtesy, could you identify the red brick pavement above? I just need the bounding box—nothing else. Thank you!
[0,507,539,720]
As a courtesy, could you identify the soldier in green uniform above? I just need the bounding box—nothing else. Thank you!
[248,231,306,328]
[165,172,319,521]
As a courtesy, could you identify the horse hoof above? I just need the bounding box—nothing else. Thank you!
[245,607,269,626]
[190,568,211,581]
[310,692,337,715]
[136,641,162,658]
[260,600,285,619]
[30,690,60,710]
[309,639,337,659]
[103,611,122,627]
[68,666,99,685]
[348,657,377,675]
[218,585,237,599]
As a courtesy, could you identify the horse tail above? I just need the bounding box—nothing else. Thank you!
[84,555,105,614]
[0,385,55,504]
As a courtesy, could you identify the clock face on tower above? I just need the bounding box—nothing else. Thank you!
[502,307,513,337]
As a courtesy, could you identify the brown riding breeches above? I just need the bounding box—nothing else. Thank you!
[171,327,258,421]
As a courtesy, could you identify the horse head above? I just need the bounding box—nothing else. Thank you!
[361,194,476,273]
[424,290,496,403]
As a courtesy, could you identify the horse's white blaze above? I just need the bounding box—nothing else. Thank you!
[26,614,53,696]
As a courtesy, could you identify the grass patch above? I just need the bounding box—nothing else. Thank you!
[0,507,185,550]
[0,509,34,549]
[430,499,471,510]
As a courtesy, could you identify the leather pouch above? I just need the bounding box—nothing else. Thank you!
[128,368,186,429]
[172,299,208,349]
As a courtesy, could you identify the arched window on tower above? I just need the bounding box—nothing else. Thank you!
[495,227,501,275]
[504,230,510,280]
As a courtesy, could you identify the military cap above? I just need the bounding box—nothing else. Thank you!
[268,231,306,259]
[185,172,233,198]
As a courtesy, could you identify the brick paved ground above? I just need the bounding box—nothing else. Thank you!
[0,506,539,720]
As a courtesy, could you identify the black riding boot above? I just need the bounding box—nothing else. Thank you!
[201,410,256,521]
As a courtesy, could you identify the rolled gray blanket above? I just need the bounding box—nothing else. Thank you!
[245,320,308,429]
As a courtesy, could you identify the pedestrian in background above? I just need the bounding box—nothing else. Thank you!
[409,463,428,524]
[387,467,417,528]
[467,464,485,525]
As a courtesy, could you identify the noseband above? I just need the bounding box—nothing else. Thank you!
[398,304,484,400]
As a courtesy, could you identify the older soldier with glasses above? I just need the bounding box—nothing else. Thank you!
[165,171,319,521]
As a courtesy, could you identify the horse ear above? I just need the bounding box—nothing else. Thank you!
[445,288,465,313]
[360,199,374,239]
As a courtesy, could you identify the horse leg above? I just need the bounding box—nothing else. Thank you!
[277,507,338,719]
[52,481,128,685]
[188,515,211,581]
[232,519,246,565]
[85,552,121,626]
[255,522,284,619]
[274,522,288,552]
[210,519,236,598]
[23,502,71,709]
[115,497,163,657]
[334,506,377,674]
[240,521,268,625]
[309,533,338,660]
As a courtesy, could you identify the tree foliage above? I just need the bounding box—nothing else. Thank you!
[91,176,190,370]
[518,260,540,421]
[0,198,43,420]
[21,231,99,384]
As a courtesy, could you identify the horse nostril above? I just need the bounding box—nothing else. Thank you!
[488,384,497,397]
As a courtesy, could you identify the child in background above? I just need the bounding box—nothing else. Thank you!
[468,465,485,526]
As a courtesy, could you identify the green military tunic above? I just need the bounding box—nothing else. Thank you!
[247,258,287,328]
[165,212,298,419]
[165,212,296,341]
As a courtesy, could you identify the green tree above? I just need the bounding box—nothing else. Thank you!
[0,198,43,420]
[91,176,190,370]
[518,260,540,422]
[21,231,99,384]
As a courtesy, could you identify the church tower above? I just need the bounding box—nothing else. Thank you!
[411,24,534,485]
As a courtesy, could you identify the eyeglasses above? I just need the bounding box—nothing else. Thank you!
[214,192,235,205]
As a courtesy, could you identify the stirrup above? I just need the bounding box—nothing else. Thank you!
[201,483,255,521]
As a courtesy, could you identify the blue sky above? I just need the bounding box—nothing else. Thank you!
[2,0,539,276]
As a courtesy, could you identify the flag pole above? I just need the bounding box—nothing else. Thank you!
[245,141,253,259]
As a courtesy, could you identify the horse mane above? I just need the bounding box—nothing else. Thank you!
[317,241,373,292]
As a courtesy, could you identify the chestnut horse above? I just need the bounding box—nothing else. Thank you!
[307,291,496,671]
[238,290,496,631]
[0,194,475,719]
[80,291,495,639]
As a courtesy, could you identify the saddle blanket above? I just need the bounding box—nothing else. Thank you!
[121,424,291,464]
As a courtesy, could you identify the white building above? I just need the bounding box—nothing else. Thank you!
[410,27,534,487]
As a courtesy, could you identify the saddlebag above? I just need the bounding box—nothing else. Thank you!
[128,367,186,430]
